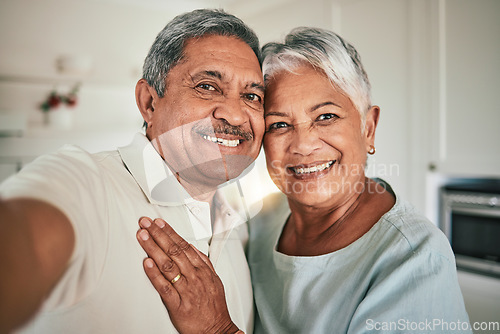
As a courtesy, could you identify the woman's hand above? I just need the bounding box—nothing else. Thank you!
[136,217,241,334]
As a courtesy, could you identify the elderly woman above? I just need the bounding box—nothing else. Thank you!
[137,27,471,333]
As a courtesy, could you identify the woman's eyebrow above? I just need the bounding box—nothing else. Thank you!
[311,101,341,112]
[264,111,288,118]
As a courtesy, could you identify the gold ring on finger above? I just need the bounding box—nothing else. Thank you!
[171,273,182,284]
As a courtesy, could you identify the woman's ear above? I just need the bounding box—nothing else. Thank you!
[364,105,380,148]
[135,79,157,128]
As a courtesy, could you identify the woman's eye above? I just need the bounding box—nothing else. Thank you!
[317,113,338,121]
[196,83,216,91]
[267,122,289,131]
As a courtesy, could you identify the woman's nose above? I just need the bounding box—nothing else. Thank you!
[288,123,322,156]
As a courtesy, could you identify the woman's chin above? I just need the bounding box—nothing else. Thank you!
[289,196,331,208]
[281,186,337,208]
[274,176,365,208]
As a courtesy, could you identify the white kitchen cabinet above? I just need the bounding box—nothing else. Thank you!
[432,0,500,177]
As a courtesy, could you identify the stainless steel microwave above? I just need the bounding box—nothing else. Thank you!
[440,180,500,278]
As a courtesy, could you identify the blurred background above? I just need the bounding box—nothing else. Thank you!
[0,0,499,331]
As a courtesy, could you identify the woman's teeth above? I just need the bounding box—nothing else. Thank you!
[202,135,241,147]
[292,161,334,175]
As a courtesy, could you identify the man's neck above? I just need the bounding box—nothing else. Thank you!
[174,173,216,207]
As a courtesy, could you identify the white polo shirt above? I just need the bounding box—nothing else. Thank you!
[1,133,254,334]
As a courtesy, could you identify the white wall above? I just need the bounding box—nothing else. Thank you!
[340,0,414,206]
[233,0,340,44]
[0,0,199,84]
[0,0,182,138]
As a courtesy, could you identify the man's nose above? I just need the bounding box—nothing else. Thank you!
[212,96,249,126]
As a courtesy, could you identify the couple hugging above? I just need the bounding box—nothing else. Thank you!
[0,9,470,334]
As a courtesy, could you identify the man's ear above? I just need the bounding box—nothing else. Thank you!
[135,79,157,128]
[364,105,380,149]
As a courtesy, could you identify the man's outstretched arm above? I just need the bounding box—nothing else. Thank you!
[0,198,75,333]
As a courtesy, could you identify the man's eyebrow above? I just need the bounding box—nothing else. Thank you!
[190,71,264,93]
[191,70,223,81]
[248,82,265,94]
[311,101,341,112]
[205,70,222,80]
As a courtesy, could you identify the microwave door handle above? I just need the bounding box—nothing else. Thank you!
[451,206,500,218]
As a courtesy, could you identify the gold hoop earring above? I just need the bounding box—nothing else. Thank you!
[368,145,376,155]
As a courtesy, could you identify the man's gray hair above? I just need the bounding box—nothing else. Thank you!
[143,8,261,98]
[262,27,371,121]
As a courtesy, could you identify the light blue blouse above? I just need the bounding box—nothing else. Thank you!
[248,189,471,334]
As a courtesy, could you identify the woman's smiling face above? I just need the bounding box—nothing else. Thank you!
[263,65,379,209]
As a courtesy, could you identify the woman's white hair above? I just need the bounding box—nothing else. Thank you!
[262,27,372,123]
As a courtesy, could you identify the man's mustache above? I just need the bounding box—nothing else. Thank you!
[194,123,254,141]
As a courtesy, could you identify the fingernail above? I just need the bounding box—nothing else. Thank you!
[140,217,151,228]
[139,230,149,241]
[154,219,165,228]
[145,258,154,268]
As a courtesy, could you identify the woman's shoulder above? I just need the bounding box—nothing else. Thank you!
[376,195,455,263]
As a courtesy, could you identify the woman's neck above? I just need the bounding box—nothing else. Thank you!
[278,178,395,256]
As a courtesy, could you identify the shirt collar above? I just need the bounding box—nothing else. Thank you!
[118,132,194,206]
[118,133,255,226]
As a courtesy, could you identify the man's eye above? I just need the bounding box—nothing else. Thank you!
[268,122,289,131]
[196,83,216,91]
[317,113,338,121]
[244,93,262,103]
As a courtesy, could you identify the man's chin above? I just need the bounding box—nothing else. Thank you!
[177,155,254,195]
[221,154,255,180]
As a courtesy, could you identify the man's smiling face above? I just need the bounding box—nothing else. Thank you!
[144,34,265,193]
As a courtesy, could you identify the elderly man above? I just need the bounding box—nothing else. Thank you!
[0,9,264,333]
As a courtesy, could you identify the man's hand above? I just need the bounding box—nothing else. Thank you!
[136,217,241,334]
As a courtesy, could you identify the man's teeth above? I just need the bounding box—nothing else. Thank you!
[293,161,334,175]
[202,135,241,147]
